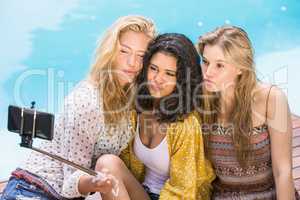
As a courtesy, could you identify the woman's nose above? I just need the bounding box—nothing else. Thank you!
[204,65,214,77]
[154,72,165,84]
[127,54,138,68]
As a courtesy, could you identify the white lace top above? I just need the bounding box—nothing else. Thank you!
[20,80,132,198]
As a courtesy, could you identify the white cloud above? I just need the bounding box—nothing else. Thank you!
[0,0,80,179]
[0,0,80,72]
[0,0,80,106]
[256,47,300,115]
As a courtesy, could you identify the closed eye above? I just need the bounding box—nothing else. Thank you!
[149,65,158,72]
[137,54,144,58]
[166,71,176,77]
[120,49,129,54]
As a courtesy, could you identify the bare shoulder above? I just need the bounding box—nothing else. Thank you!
[253,83,287,105]
[251,83,289,126]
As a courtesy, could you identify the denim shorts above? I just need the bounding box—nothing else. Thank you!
[1,177,55,200]
[0,168,83,200]
[142,185,160,200]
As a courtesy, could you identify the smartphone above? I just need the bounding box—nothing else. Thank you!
[7,105,54,140]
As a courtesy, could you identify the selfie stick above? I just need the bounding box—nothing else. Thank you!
[19,102,97,176]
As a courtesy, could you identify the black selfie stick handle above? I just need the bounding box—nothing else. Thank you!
[30,146,98,176]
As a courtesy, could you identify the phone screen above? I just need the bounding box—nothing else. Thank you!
[7,105,54,140]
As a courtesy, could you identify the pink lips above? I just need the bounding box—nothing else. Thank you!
[149,82,161,91]
[204,79,214,84]
[122,69,138,76]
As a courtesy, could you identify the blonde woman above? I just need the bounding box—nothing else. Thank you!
[1,15,156,200]
[197,25,298,199]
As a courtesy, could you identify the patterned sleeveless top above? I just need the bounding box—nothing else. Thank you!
[207,124,276,200]
[206,85,299,199]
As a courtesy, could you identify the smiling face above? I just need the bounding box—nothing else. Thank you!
[114,30,151,87]
[147,52,177,98]
[201,44,242,93]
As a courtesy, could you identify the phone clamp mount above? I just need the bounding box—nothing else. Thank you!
[11,102,97,176]
[19,101,36,148]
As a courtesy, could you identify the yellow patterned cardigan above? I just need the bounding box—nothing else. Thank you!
[120,111,216,200]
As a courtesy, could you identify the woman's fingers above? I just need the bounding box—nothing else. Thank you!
[94,180,113,194]
[94,169,120,196]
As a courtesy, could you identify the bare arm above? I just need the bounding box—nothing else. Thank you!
[267,87,295,199]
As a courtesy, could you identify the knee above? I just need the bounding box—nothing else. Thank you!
[95,154,125,173]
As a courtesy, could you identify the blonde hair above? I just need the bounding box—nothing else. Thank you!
[197,25,257,167]
[89,15,156,125]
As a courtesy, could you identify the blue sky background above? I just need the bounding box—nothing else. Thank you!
[1,0,299,179]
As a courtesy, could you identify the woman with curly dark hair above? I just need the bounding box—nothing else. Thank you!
[96,33,215,200]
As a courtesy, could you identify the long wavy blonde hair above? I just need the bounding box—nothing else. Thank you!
[89,15,156,125]
[197,25,257,167]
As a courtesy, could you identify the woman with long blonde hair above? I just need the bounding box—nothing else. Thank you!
[1,15,156,200]
[197,25,297,199]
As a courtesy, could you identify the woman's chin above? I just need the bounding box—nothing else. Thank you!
[148,89,163,99]
[118,76,134,87]
[149,92,162,99]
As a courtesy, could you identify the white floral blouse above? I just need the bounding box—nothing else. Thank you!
[20,80,132,198]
